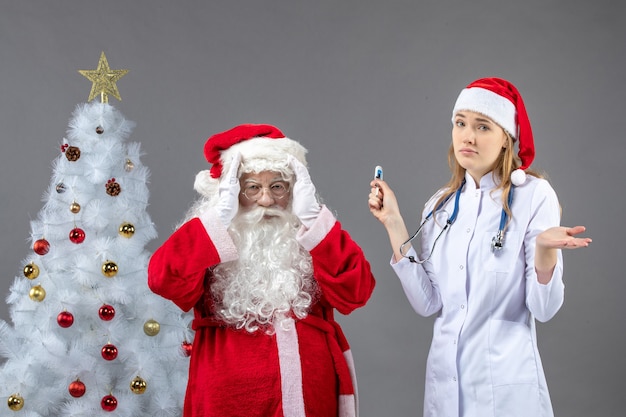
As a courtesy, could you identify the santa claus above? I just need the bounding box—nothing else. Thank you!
[148,124,376,417]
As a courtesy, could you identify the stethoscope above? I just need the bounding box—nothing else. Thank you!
[400,179,515,264]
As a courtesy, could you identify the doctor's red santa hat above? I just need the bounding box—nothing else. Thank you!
[451,77,535,186]
[194,123,308,197]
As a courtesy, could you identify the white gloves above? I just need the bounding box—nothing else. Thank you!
[215,152,242,227]
[289,156,321,228]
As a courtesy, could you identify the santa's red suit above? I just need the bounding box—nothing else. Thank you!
[148,205,375,417]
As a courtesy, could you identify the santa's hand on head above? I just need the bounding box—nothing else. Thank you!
[215,152,242,227]
[289,155,321,228]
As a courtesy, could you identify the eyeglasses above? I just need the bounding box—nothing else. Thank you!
[241,182,290,201]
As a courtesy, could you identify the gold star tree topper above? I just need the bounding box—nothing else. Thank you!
[78,52,128,103]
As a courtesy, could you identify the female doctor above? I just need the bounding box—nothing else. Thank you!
[368,77,591,417]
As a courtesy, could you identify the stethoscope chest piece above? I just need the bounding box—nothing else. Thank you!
[490,185,514,253]
[491,230,505,252]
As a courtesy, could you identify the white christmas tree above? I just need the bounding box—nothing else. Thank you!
[0,52,192,417]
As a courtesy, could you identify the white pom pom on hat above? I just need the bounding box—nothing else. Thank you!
[451,77,535,186]
[510,168,527,186]
[193,170,215,196]
[194,124,308,197]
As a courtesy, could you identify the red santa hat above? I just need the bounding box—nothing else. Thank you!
[194,124,308,196]
[451,77,535,186]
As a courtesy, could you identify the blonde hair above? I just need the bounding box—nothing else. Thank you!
[433,131,543,223]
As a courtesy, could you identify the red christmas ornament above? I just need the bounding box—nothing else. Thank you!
[181,340,192,357]
[101,394,118,412]
[98,304,115,321]
[68,379,86,398]
[57,311,74,328]
[69,228,86,244]
[101,343,118,361]
[33,238,50,255]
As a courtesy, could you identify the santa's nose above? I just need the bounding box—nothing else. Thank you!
[255,189,276,206]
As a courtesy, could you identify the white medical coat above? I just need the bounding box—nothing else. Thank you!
[392,173,563,417]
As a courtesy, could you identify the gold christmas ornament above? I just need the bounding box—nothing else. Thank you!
[124,158,135,172]
[143,319,160,336]
[78,51,128,103]
[101,261,118,277]
[130,376,148,394]
[70,201,81,213]
[23,262,40,279]
[7,394,24,411]
[29,285,46,302]
[118,223,135,238]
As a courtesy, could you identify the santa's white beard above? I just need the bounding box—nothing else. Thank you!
[211,206,317,333]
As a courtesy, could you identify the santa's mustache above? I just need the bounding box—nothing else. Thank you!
[235,206,290,225]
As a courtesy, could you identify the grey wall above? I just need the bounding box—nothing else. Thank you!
[1,1,623,416]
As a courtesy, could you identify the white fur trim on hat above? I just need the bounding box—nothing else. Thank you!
[194,136,308,197]
[452,87,517,138]
[221,136,308,176]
